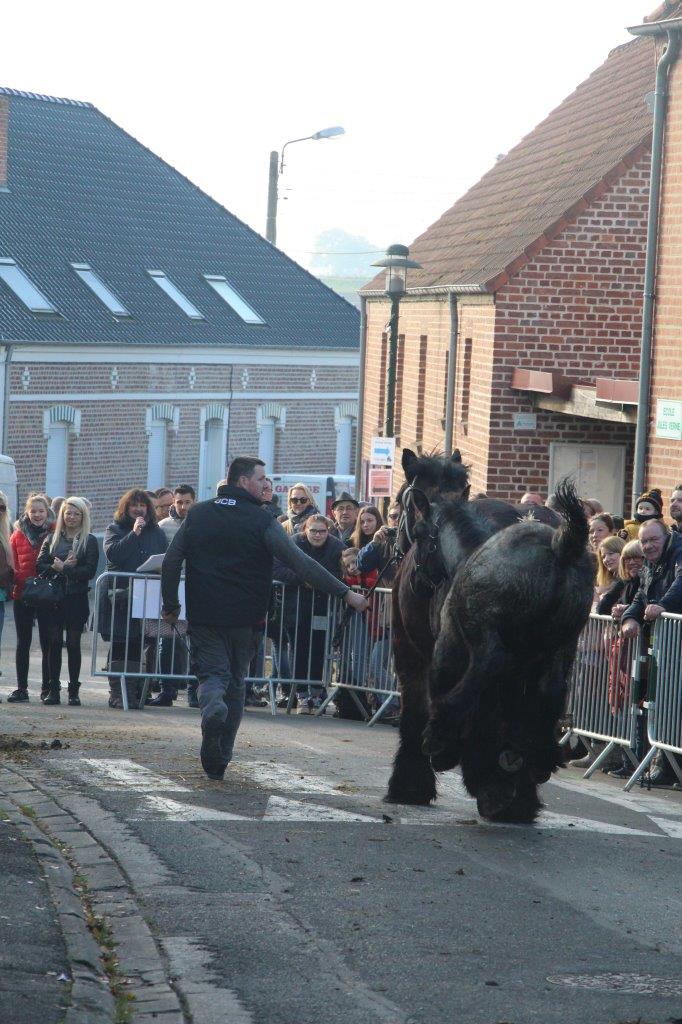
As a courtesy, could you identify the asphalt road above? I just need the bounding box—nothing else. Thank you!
[2,673,682,1024]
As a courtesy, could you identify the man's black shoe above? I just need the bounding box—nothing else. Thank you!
[188,696,199,708]
[148,694,174,707]
[201,719,225,779]
[7,689,29,703]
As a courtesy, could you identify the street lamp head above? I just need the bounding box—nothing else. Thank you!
[311,126,345,140]
[371,243,422,297]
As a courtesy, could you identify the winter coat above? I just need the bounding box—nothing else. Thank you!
[622,531,682,623]
[0,542,13,596]
[274,533,344,620]
[37,533,99,596]
[104,518,167,573]
[356,535,398,586]
[10,516,54,600]
[596,575,641,616]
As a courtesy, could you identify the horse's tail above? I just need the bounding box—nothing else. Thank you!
[550,479,588,567]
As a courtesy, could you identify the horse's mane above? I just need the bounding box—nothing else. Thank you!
[402,448,470,496]
[436,497,497,558]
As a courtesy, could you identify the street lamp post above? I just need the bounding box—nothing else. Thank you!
[265,126,345,245]
[371,244,422,439]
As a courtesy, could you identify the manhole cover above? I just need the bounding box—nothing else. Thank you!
[548,972,682,997]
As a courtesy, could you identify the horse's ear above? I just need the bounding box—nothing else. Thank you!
[402,448,418,481]
[451,449,462,463]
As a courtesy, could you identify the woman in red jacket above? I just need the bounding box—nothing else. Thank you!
[7,493,55,702]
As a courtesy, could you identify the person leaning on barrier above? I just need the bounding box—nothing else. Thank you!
[596,540,643,619]
[271,514,344,713]
[620,519,682,786]
[160,457,369,781]
[356,502,400,586]
[102,489,168,709]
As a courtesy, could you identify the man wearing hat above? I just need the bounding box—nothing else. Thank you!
[620,488,664,541]
[329,492,360,546]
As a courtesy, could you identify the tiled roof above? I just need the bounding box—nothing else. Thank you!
[0,90,359,348]
[363,36,656,294]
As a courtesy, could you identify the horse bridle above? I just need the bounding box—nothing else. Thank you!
[399,482,447,594]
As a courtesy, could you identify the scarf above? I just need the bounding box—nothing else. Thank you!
[18,514,51,549]
[286,503,318,533]
[634,511,662,524]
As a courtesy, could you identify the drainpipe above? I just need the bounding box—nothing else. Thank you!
[354,294,367,498]
[632,29,680,512]
[1,344,13,454]
[443,292,458,455]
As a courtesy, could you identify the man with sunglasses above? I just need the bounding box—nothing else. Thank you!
[161,457,368,780]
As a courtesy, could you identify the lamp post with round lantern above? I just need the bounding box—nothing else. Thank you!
[371,244,422,439]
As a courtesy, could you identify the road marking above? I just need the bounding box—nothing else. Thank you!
[55,758,191,792]
[648,816,682,838]
[263,796,380,823]
[527,810,658,837]
[548,775,682,818]
[135,796,253,822]
[241,761,341,796]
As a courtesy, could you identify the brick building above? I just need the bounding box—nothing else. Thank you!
[0,88,359,529]
[629,4,682,495]
[359,36,657,513]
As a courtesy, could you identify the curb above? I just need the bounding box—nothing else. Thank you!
[0,765,186,1023]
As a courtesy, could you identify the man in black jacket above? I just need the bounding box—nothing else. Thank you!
[161,457,368,779]
[621,519,682,785]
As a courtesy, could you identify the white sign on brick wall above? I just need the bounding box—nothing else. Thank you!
[655,399,682,440]
[513,412,537,431]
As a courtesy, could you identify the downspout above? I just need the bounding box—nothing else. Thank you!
[354,294,367,498]
[443,292,458,455]
[632,30,680,512]
[1,344,13,454]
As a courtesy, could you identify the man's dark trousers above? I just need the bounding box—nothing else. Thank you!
[190,624,254,770]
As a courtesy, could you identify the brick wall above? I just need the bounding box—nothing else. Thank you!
[487,156,649,503]
[648,54,682,498]
[9,359,358,530]
[361,156,649,505]
[0,97,7,187]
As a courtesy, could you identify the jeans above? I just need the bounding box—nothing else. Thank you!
[190,624,255,767]
[14,598,54,691]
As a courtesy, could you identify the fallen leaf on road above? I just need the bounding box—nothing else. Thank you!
[350,876,364,883]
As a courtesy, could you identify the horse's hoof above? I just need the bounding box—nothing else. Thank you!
[476,785,513,820]
[498,749,524,773]
[383,791,435,807]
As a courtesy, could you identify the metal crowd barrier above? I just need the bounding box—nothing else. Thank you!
[561,614,642,778]
[624,612,682,791]
[246,583,398,725]
[91,571,195,711]
[318,586,398,726]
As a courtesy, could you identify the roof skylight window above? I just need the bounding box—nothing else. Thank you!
[71,263,130,317]
[148,270,204,319]
[203,275,265,324]
[0,258,57,313]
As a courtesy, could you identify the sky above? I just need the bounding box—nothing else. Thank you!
[2,1,655,273]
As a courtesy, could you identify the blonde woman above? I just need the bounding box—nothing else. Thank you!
[8,493,54,702]
[37,497,98,706]
[595,535,625,600]
[0,492,14,691]
[597,540,644,619]
[280,483,319,535]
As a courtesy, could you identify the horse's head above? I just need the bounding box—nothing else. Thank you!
[401,448,470,508]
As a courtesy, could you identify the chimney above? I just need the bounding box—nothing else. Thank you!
[0,97,7,189]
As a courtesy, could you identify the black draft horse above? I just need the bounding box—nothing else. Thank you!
[386,449,594,823]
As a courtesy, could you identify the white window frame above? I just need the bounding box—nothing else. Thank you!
[198,404,229,500]
[0,258,57,313]
[256,403,286,474]
[203,275,266,324]
[43,405,81,498]
[71,263,130,317]
[145,404,179,491]
[334,402,357,476]
[147,270,205,319]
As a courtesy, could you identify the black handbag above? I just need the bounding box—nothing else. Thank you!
[22,573,66,609]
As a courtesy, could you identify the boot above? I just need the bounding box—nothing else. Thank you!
[42,683,61,706]
[108,677,123,709]
[67,684,81,707]
[7,688,29,703]
[40,687,50,703]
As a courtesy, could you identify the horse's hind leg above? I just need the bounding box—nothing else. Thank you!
[385,614,436,806]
